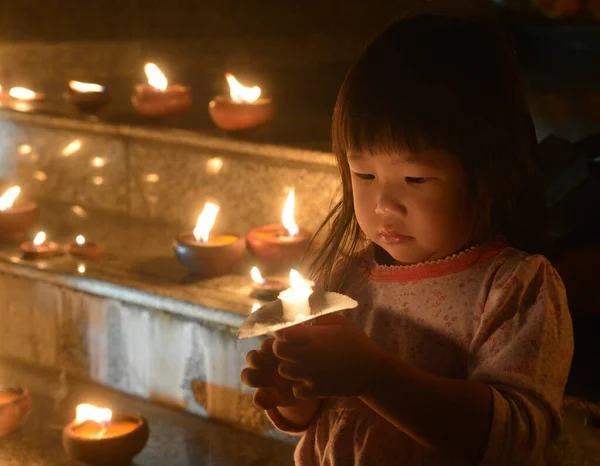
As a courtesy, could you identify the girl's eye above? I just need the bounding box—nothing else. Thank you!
[405,177,428,184]
[352,172,375,180]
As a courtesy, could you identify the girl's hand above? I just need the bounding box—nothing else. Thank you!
[241,337,304,410]
[273,314,381,398]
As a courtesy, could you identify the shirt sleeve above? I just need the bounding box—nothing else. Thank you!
[469,254,574,466]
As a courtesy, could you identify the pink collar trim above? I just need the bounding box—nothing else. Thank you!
[368,242,507,283]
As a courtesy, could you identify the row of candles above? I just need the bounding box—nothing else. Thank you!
[0,63,274,132]
[0,184,316,317]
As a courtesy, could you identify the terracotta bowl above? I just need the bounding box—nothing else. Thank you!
[0,388,32,437]
[65,89,111,114]
[246,224,311,268]
[132,84,192,118]
[208,96,274,131]
[251,275,289,300]
[0,202,39,241]
[63,412,149,466]
[173,233,246,277]
[67,241,104,260]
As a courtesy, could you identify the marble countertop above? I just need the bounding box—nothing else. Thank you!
[0,358,294,465]
[0,202,268,328]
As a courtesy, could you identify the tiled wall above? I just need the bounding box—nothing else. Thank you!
[0,116,340,235]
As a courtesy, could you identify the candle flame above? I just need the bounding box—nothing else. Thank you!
[78,264,86,274]
[225,73,261,104]
[33,231,46,246]
[289,269,314,295]
[251,302,261,313]
[250,266,266,285]
[75,403,112,425]
[193,202,220,242]
[69,80,105,93]
[76,235,86,245]
[62,140,82,156]
[9,87,38,100]
[0,186,20,210]
[144,63,168,91]
[282,189,299,237]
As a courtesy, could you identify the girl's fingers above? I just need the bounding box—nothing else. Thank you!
[246,350,277,370]
[292,381,316,400]
[253,388,282,410]
[278,361,310,381]
[241,367,275,389]
[259,337,276,355]
[273,340,307,362]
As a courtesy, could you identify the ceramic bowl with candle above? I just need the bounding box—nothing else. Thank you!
[247,189,310,268]
[67,235,104,259]
[132,63,192,118]
[0,387,32,437]
[209,73,274,131]
[174,202,246,277]
[0,186,39,241]
[63,404,149,466]
[250,266,288,300]
[66,80,111,114]
[21,231,59,259]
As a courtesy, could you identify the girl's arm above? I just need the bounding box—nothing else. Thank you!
[360,351,492,465]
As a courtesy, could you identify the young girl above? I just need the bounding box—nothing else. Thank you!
[241,14,574,465]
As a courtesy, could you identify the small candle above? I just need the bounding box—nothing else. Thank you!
[131,63,192,117]
[208,72,274,131]
[66,80,111,114]
[0,186,39,241]
[67,235,104,259]
[0,388,31,437]
[250,266,288,300]
[21,231,59,259]
[63,403,149,464]
[246,189,310,267]
[174,202,246,277]
[278,269,314,321]
[8,87,45,101]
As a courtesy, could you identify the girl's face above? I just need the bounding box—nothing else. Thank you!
[348,148,474,265]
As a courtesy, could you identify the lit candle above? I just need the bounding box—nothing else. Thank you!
[246,188,310,268]
[63,403,149,464]
[131,63,192,117]
[67,235,104,259]
[0,185,39,241]
[0,388,31,437]
[278,269,314,321]
[20,231,59,259]
[208,72,274,131]
[8,87,44,101]
[174,202,246,277]
[250,266,288,300]
[66,80,110,114]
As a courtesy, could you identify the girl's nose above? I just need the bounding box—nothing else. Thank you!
[375,187,406,217]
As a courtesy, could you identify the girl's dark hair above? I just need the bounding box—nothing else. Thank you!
[308,14,545,290]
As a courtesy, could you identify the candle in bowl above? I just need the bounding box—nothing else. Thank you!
[246,189,310,269]
[67,235,104,259]
[174,202,246,277]
[250,266,288,300]
[66,80,111,114]
[63,403,149,466]
[21,231,59,259]
[278,269,315,321]
[132,63,192,118]
[8,87,45,112]
[0,186,39,241]
[208,73,274,131]
[0,388,32,437]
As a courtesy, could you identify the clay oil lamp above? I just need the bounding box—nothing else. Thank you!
[0,186,39,241]
[67,235,104,260]
[250,266,288,300]
[208,73,274,131]
[21,231,59,259]
[132,63,192,118]
[66,80,111,114]
[63,403,149,466]
[0,387,32,437]
[8,87,45,112]
[174,202,246,277]
[246,189,310,269]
